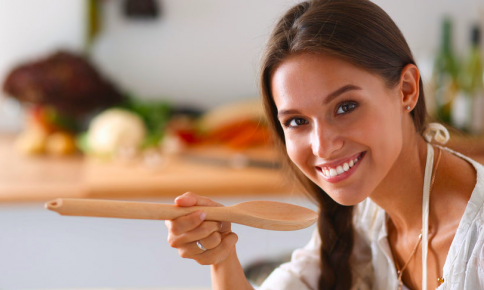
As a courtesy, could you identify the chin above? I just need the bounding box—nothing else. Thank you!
[327,188,368,206]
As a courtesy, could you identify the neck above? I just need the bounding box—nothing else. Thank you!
[369,133,430,235]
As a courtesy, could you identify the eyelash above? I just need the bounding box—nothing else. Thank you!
[282,101,359,128]
[336,101,358,115]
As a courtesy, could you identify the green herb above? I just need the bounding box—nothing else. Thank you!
[118,95,173,148]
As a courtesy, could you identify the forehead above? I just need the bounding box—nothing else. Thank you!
[270,53,383,107]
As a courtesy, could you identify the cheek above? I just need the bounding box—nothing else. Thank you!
[285,134,310,171]
[360,101,403,175]
[285,137,301,164]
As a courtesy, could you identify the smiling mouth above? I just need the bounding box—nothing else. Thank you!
[316,151,366,181]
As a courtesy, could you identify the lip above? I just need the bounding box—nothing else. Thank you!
[316,152,364,169]
[316,151,366,183]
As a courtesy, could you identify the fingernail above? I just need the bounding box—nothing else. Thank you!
[200,212,207,221]
[174,196,181,203]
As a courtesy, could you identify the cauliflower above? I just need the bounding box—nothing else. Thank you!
[87,108,146,157]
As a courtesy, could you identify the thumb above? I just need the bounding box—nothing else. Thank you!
[174,192,223,207]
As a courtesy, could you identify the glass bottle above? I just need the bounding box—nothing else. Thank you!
[433,17,459,125]
[459,25,484,135]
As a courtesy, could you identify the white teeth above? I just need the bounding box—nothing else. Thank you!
[343,163,349,171]
[336,165,344,174]
[329,168,337,177]
[321,153,363,178]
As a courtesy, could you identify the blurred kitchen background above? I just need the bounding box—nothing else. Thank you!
[1,0,484,289]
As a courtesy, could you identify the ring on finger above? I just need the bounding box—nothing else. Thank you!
[196,240,207,251]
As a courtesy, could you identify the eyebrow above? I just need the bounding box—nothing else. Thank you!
[324,84,361,105]
[277,84,362,117]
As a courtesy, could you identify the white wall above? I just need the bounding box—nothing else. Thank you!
[90,0,303,109]
[376,0,484,58]
[0,0,85,81]
[1,0,483,127]
[0,0,85,132]
[90,0,484,109]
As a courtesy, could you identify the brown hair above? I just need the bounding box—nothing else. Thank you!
[260,0,427,289]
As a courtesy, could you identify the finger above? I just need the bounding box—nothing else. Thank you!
[195,232,238,265]
[179,232,227,259]
[220,221,231,234]
[173,221,221,246]
[180,233,221,257]
[196,231,222,251]
[174,192,223,207]
[174,192,198,207]
[166,210,206,235]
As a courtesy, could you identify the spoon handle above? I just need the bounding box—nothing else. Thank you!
[45,198,225,221]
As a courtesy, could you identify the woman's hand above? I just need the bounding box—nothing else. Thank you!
[165,192,238,265]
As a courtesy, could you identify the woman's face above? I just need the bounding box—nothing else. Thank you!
[271,53,404,205]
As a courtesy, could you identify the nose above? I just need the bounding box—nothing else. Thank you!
[310,122,344,158]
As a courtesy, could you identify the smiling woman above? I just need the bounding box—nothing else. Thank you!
[164,0,484,289]
[257,1,483,290]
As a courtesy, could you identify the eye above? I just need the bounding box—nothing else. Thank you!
[283,117,308,128]
[336,101,358,115]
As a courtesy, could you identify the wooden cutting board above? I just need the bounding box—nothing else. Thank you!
[0,135,86,202]
[84,145,293,198]
[0,134,295,202]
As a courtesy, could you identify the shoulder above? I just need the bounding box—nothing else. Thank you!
[439,145,484,248]
[439,146,484,287]
[438,145,484,190]
[444,209,484,288]
[436,146,484,217]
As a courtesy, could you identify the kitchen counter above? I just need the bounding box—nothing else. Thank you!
[3,133,484,203]
[0,134,86,202]
[0,135,293,202]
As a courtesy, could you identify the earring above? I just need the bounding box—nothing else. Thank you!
[406,105,411,110]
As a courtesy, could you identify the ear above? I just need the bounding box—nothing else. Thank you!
[399,64,420,112]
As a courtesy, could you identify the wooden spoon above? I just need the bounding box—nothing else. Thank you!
[45,198,317,231]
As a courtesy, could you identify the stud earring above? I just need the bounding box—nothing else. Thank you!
[406,106,411,110]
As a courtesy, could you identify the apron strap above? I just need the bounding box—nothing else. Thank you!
[422,143,434,290]
[422,122,449,290]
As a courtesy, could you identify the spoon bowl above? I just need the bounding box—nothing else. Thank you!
[45,198,318,231]
[225,201,318,230]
